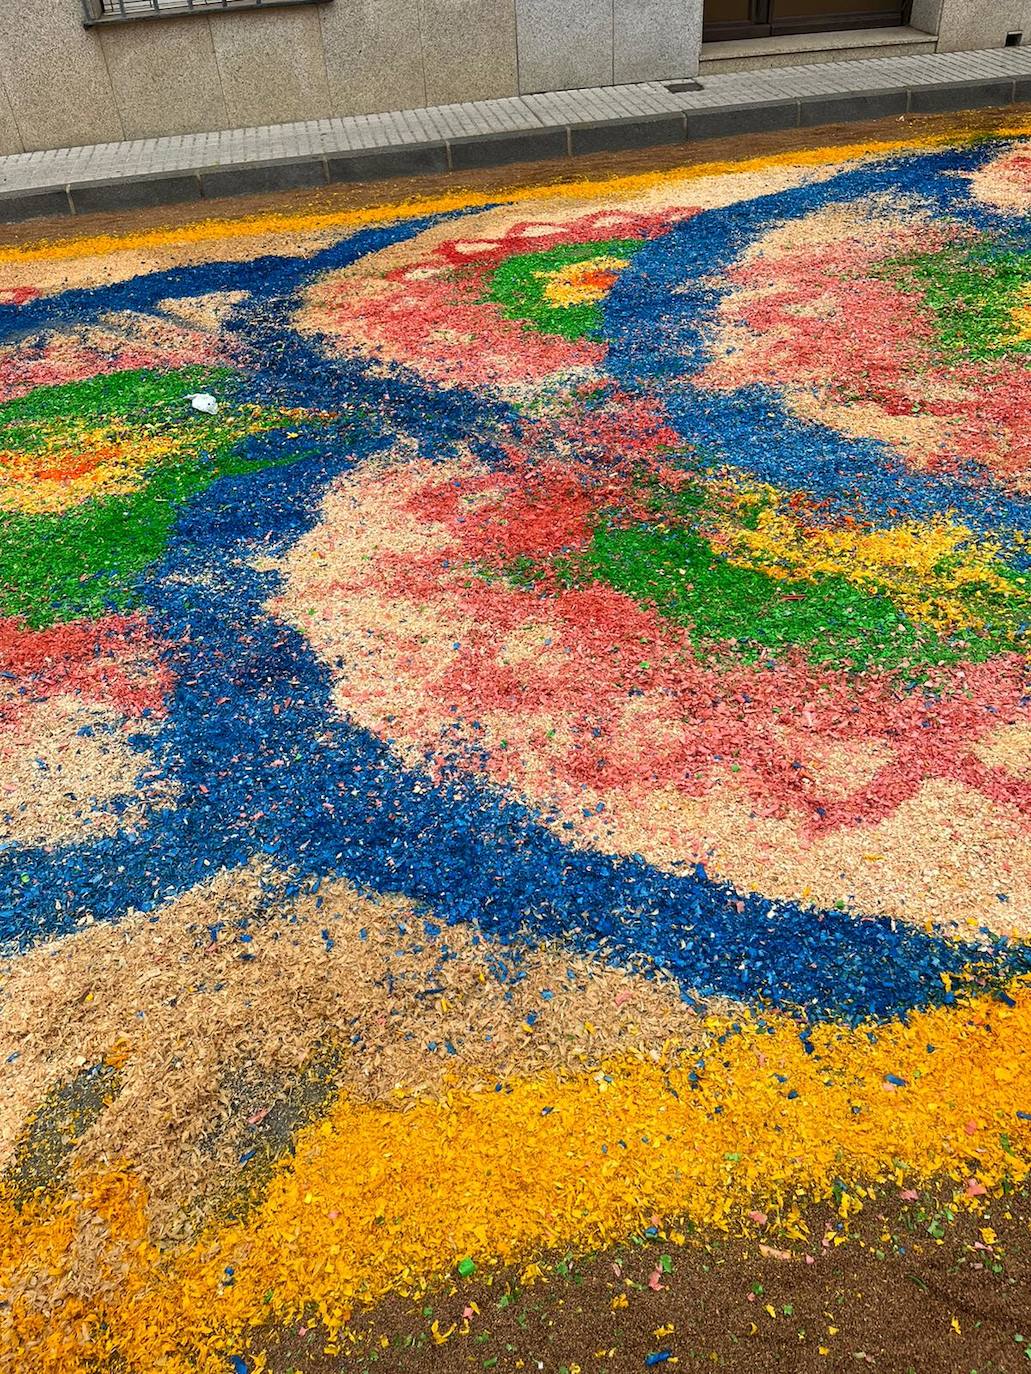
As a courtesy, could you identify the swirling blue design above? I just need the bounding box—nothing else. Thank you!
[0,164,1027,1023]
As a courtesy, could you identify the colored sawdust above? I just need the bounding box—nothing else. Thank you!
[0,110,1030,1373]
[0,366,330,625]
[2,979,1030,1369]
[275,451,1031,935]
[0,864,707,1246]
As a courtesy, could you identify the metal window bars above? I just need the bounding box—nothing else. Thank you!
[83,0,330,23]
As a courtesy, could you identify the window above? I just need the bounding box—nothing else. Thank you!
[84,0,331,24]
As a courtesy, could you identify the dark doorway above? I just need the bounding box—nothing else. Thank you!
[702,0,910,43]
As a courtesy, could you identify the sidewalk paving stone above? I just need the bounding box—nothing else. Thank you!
[1,45,1030,219]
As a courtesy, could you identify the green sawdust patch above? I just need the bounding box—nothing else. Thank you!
[483,239,644,340]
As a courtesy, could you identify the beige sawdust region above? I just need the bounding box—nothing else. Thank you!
[0,231,345,298]
[787,388,957,466]
[968,148,1031,215]
[732,194,934,265]
[975,720,1031,778]
[0,861,704,1246]
[0,697,175,849]
[567,775,1031,940]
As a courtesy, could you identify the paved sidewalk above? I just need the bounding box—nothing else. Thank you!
[2,45,1031,222]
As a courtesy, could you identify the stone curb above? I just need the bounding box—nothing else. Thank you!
[0,75,1027,223]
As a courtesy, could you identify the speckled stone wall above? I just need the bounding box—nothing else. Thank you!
[935,0,1031,51]
[0,0,702,154]
[0,0,1025,155]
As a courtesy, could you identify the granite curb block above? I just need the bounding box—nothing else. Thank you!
[69,172,204,215]
[686,99,800,140]
[200,156,329,200]
[1,77,1027,224]
[0,187,74,221]
[908,78,1019,114]
[570,114,687,155]
[798,89,909,126]
[327,145,449,182]
[448,128,569,171]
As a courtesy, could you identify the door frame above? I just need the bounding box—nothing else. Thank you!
[702,1,913,44]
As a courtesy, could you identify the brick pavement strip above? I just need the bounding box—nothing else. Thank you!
[0,46,1030,221]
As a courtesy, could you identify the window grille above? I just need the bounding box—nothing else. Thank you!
[85,0,329,22]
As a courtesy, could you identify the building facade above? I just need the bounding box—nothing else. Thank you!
[0,0,1028,156]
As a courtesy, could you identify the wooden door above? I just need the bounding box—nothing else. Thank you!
[770,0,906,34]
[702,1,771,42]
[702,0,907,42]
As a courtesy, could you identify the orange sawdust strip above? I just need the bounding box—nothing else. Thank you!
[2,977,1030,1371]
